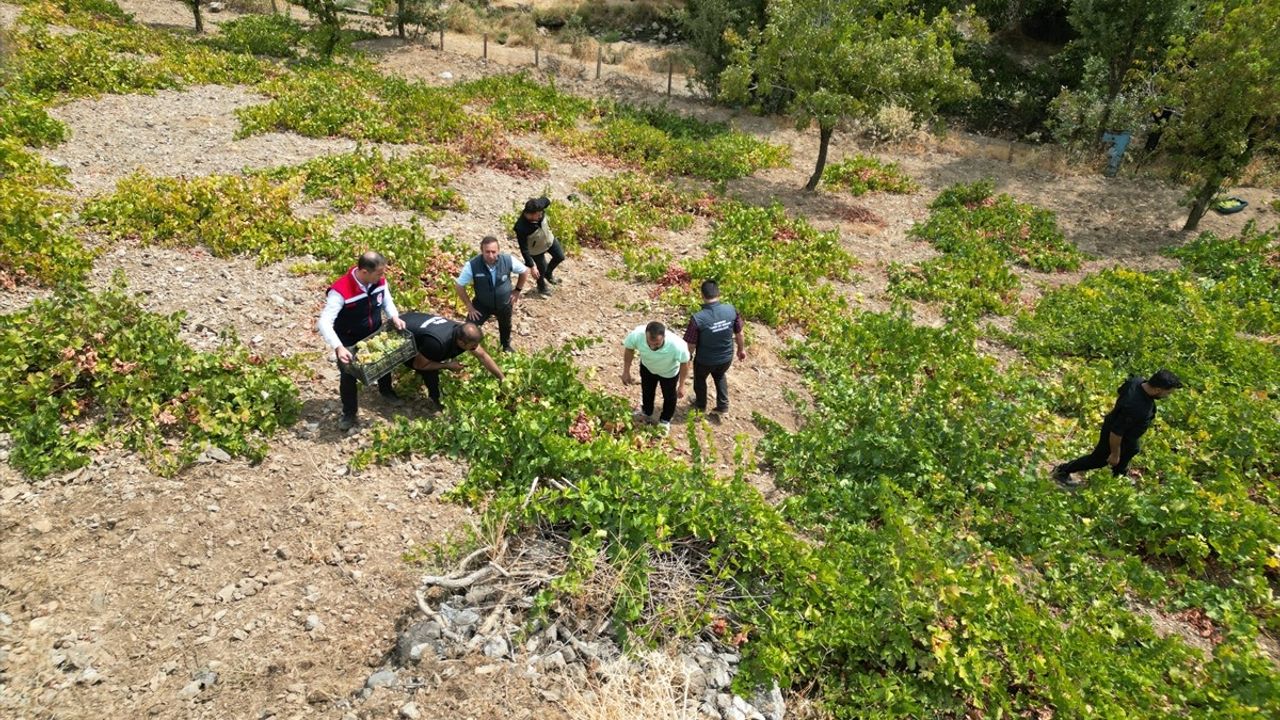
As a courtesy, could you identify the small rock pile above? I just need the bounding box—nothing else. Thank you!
[362,546,786,720]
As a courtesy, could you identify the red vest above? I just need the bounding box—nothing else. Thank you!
[329,267,387,345]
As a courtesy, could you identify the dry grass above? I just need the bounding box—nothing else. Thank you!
[221,0,274,12]
[444,2,486,35]
[936,132,1077,175]
[557,647,705,720]
[621,48,690,76]
[493,12,539,47]
[1240,152,1280,188]
[567,34,599,62]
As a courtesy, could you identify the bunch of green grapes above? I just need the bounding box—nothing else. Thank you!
[355,331,402,363]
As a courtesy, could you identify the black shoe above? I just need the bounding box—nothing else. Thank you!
[501,344,515,353]
[380,388,403,406]
[546,275,561,285]
[713,406,729,414]
[537,286,553,298]
[338,414,357,431]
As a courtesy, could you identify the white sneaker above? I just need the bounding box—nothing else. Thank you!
[659,421,671,435]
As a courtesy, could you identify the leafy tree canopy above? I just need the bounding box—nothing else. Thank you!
[720,0,975,189]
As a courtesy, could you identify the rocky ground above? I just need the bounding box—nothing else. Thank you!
[2,2,1278,719]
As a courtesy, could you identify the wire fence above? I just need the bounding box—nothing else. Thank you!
[339,11,697,98]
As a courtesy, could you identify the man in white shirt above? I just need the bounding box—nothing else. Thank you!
[454,236,531,353]
[318,251,407,430]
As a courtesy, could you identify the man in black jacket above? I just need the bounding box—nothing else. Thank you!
[1054,369,1183,487]
[512,196,565,298]
[401,312,504,409]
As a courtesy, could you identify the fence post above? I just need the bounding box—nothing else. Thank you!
[596,46,602,79]
[439,27,444,51]
[534,44,539,67]
[483,33,487,60]
[667,60,673,96]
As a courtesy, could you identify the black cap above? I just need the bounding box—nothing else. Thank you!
[523,197,551,214]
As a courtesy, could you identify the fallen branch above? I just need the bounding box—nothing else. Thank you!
[421,565,496,590]
[457,546,491,572]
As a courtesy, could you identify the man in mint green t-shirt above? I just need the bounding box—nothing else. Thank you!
[622,321,691,433]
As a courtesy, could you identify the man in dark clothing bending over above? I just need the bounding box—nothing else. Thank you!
[401,312,504,408]
[513,196,565,298]
[1053,369,1183,487]
[683,280,746,414]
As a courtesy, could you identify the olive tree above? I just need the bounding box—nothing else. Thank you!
[1065,0,1190,141]
[181,0,204,34]
[371,0,444,40]
[1163,0,1280,231]
[300,0,345,59]
[720,0,974,191]
[679,0,768,98]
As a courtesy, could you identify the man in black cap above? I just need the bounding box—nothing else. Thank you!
[683,280,746,414]
[513,196,565,298]
[401,312,504,408]
[1053,369,1184,487]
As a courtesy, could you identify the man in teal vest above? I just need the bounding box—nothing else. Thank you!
[454,236,531,353]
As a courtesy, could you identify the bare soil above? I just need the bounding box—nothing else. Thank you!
[3,1,1279,718]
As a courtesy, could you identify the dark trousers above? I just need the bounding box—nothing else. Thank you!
[1061,425,1142,476]
[339,359,393,418]
[521,239,565,291]
[473,302,513,348]
[692,360,732,411]
[640,363,678,423]
[416,369,441,403]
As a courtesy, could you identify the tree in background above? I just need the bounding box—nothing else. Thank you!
[1064,0,1190,141]
[721,0,974,191]
[301,0,345,59]
[679,0,768,99]
[371,0,444,40]
[182,0,204,33]
[1163,0,1279,231]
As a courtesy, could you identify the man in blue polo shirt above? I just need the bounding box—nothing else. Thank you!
[622,321,691,434]
[454,236,532,353]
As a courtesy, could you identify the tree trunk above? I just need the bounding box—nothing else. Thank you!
[805,125,834,191]
[396,0,406,39]
[1183,174,1220,232]
[191,0,203,33]
[1096,95,1115,143]
[1184,117,1264,231]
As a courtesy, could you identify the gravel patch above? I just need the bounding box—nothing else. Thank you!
[42,85,360,198]
[0,2,22,30]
